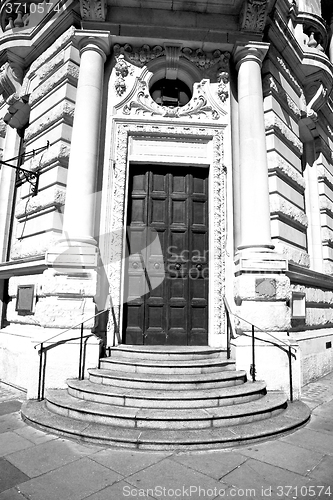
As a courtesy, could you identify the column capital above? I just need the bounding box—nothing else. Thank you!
[74,30,111,60]
[233,41,270,71]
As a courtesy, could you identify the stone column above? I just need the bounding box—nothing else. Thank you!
[46,31,111,269]
[234,42,273,253]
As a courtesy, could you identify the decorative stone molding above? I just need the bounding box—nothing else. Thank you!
[317,163,333,190]
[0,62,22,100]
[114,43,230,77]
[276,242,310,267]
[11,232,60,260]
[322,227,333,245]
[320,197,333,215]
[25,100,74,142]
[239,0,269,32]
[273,52,303,95]
[79,0,107,21]
[0,121,6,138]
[263,74,301,119]
[267,152,305,190]
[16,187,66,219]
[265,112,303,155]
[114,55,132,97]
[21,141,70,173]
[103,123,226,341]
[119,78,227,121]
[30,61,79,105]
[27,27,76,77]
[270,193,308,227]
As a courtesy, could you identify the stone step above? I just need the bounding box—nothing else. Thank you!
[88,368,247,390]
[99,356,236,374]
[45,390,287,429]
[67,379,267,408]
[107,345,226,361]
[21,399,311,451]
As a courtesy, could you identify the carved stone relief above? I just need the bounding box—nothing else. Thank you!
[79,0,107,21]
[113,43,230,83]
[240,0,269,32]
[104,124,227,342]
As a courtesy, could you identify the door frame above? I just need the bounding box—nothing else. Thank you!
[100,121,227,348]
[123,164,210,345]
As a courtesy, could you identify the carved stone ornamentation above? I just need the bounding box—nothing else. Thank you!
[217,71,229,103]
[0,62,22,100]
[114,55,132,96]
[80,0,107,21]
[119,78,227,121]
[114,43,230,78]
[240,0,269,32]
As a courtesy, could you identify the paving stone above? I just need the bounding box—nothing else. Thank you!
[14,425,58,445]
[0,457,30,493]
[0,414,26,434]
[0,401,22,417]
[91,449,171,476]
[237,440,324,475]
[307,456,333,486]
[84,480,157,499]
[280,428,333,456]
[171,449,248,480]
[125,457,227,499]
[6,438,103,478]
[0,432,34,457]
[17,457,123,500]
[221,457,327,499]
[0,487,27,500]
[307,415,333,435]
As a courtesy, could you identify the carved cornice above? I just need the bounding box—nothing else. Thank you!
[113,44,230,74]
[240,0,269,32]
[79,0,107,21]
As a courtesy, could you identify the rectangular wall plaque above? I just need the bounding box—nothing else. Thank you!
[15,285,35,313]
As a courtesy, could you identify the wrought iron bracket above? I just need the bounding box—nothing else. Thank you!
[0,141,49,196]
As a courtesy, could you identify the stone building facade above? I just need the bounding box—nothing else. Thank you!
[0,0,333,398]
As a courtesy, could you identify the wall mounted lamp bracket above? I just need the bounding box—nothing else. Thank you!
[0,141,49,196]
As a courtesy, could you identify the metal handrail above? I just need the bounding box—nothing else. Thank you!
[224,297,296,401]
[35,306,114,401]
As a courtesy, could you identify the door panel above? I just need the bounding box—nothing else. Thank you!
[123,165,208,345]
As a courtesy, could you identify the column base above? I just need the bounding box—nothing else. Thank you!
[46,240,98,271]
[235,248,288,274]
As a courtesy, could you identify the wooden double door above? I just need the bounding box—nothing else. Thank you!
[123,165,209,345]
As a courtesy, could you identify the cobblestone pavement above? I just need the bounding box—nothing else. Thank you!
[0,374,332,500]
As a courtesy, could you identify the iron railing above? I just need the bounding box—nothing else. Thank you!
[34,307,115,401]
[224,297,297,401]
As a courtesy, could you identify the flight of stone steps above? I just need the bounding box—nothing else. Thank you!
[21,345,310,450]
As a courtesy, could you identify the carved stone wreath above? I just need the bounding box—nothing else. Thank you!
[104,123,227,344]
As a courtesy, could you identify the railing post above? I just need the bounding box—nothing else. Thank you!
[288,345,293,402]
[226,307,231,360]
[250,325,256,382]
[37,343,43,401]
[79,322,84,380]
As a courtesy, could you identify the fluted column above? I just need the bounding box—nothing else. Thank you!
[234,42,273,253]
[46,31,110,268]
